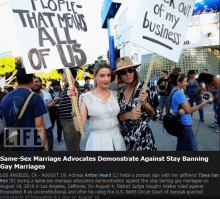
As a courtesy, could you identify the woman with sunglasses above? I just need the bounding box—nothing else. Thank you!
[68,63,126,151]
[170,74,209,151]
[115,57,162,151]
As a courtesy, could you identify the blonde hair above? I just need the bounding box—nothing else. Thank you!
[93,63,112,88]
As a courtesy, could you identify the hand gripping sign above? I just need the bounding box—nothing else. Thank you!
[137,53,156,109]
[64,68,85,139]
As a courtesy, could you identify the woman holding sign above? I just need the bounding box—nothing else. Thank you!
[115,57,162,151]
[68,63,126,151]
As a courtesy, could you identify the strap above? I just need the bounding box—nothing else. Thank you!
[169,89,182,116]
[17,92,35,120]
[168,89,178,110]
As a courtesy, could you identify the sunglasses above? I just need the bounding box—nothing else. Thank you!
[118,68,135,76]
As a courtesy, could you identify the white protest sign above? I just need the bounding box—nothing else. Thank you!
[129,0,196,63]
[182,13,219,49]
[115,2,140,50]
[9,0,93,74]
[0,79,6,91]
[130,43,142,64]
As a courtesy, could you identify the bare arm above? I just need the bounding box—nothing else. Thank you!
[46,100,56,109]
[157,85,161,93]
[213,77,220,88]
[119,112,131,122]
[119,108,141,122]
[181,99,209,114]
[198,83,206,91]
[35,115,48,151]
[143,102,156,117]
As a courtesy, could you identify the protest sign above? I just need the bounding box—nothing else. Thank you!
[182,12,219,49]
[129,0,196,63]
[130,43,142,64]
[0,79,6,91]
[9,0,93,74]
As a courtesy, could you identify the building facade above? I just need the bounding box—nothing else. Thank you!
[140,47,220,81]
[139,0,220,81]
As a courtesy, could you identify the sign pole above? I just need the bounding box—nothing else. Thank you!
[108,18,116,70]
[65,68,85,139]
[137,53,157,109]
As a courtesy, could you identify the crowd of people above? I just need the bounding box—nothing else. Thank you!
[0,58,219,152]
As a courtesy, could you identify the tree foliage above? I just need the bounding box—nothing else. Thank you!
[35,70,63,83]
[87,55,108,75]
[107,47,120,61]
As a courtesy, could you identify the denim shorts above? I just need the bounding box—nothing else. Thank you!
[158,95,170,109]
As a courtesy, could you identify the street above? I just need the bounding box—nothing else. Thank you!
[52,103,219,151]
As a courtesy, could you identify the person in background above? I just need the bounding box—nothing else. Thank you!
[186,70,206,124]
[31,76,54,151]
[216,86,220,132]
[83,76,93,92]
[166,67,182,97]
[0,68,48,151]
[172,67,182,75]
[42,84,47,91]
[201,69,208,88]
[49,81,63,143]
[116,57,162,151]
[5,87,14,93]
[195,70,199,79]
[203,69,208,74]
[0,87,7,132]
[0,87,7,103]
[48,84,53,93]
[170,74,209,151]
[157,71,170,115]
[198,74,220,132]
[59,68,81,151]
[108,74,125,91]
[149,73,158,91]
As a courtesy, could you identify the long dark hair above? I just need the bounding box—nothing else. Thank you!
[187,70,195,79]
[117,68,140,104]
